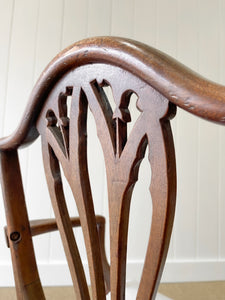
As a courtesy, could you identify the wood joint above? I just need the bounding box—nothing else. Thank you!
[10,231,21,243]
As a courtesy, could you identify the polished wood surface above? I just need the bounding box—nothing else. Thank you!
[0,37,224,299]
[0,150,45,299]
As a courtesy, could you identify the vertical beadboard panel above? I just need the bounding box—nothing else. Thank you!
[133,0,156,46]
[87,0,112,36]
[197,0,220,258]
[218,127,225,259]
[155,0,177,57]
[3,0,39,136]
[62,0,88,48]
[111,0,134,38]
[0,0,14,136]
[32,0,64,80]
[174,0,199,259]
[0,0,15,264]
[218,0,225,259]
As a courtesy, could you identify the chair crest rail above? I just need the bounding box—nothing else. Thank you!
[1,36,225,151]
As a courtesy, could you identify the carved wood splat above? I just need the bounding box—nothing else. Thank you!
[36,63,176,300]
[3,37,225,300]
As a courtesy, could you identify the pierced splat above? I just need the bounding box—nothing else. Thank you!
[90,80,142,159]
[36,62,176,300]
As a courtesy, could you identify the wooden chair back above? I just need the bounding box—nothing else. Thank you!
[1,37,225,300]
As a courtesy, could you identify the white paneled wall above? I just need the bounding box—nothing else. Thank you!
[1,0,225,286]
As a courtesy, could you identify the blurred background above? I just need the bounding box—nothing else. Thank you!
[1,0,225,288]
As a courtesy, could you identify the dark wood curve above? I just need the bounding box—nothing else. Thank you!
[0,36,224,300]
[0,36,225,150]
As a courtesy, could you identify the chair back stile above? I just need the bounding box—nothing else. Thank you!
[0,150,45,299]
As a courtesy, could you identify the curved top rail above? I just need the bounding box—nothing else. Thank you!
[1,36,225,150]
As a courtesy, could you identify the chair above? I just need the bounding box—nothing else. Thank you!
[0,36,225,300]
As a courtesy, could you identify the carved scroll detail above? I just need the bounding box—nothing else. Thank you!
[36,63,176,300]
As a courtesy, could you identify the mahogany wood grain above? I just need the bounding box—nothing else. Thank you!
[0,37,224,300]
[0,150,45,300]
[28,215,105,236]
